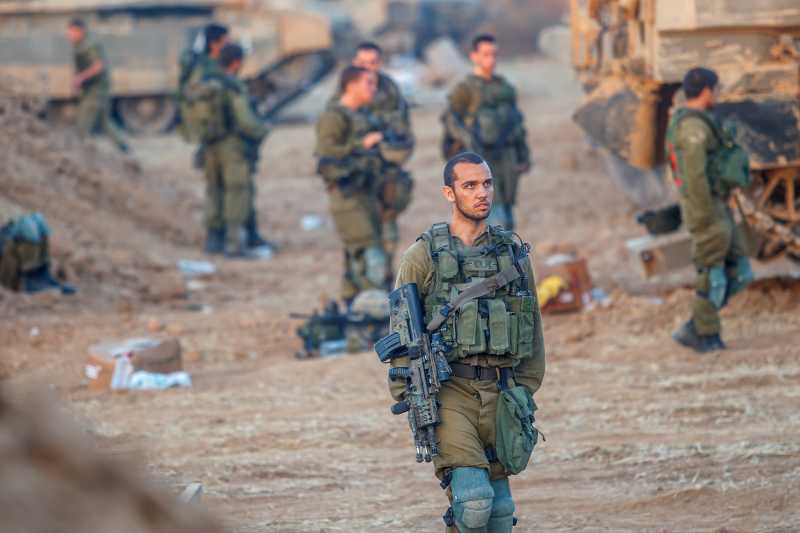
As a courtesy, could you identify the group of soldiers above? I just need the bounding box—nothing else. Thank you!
[315,34,531,308]
[57,18,753,533]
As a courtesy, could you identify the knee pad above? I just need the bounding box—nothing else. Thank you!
[363,245,388,287]
[487,478,515,533]
[451,467,494,532]
[727,256,753,298]
[707,265,727,309]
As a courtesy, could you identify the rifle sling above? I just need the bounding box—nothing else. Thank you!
[426,254,526,332]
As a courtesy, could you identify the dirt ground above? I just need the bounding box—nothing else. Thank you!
[2,57,800,532]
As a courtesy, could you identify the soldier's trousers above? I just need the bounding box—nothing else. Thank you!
[76,86,127,150]
[327,187,386,300]
[0,240,49,291]
[435,375,512,533]
[485,150,522,230]
[204,138,252,245]
[689,208,749,335]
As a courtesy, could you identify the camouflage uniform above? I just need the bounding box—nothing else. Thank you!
[203,76,269,248]
[667,108,751,336]
[444,75,530,230]
[72,35,128,151]
[315,102,388,301]
[392,224,545,532]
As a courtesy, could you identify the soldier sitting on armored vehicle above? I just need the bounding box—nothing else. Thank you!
[667,67,753,353]
[66,18,130,154]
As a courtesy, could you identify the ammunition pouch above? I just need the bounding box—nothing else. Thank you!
[495,384,538,475]
[378,167,414,215]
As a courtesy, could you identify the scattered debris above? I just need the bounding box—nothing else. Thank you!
[86,338,184,392]
[536,248,594,313]
[301,214,324,231]
[177,260,216,277]
[180,483,204,505]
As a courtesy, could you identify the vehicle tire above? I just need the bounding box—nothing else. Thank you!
[116,96,177,135]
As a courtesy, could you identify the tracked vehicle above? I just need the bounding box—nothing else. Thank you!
[0,0,337,134]
[570,0,800,261]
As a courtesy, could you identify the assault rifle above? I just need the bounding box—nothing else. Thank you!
[375,283,452,462]
[291,301,387,359]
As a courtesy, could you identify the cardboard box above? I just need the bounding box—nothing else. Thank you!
[537,254,593,314]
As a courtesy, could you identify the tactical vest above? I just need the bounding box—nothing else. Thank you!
[466,76,525,150]
[317,105,383,190]
[665,108,751,199]
[421,223,536,363]
[180,74,231,144]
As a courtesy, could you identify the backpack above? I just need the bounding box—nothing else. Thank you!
[666,108,751,198]
[180,74,229,144]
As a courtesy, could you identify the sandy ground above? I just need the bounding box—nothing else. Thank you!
[2,57,800,532]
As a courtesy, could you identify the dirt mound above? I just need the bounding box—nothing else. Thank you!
[0,75,202,314]
[0,386,226,533]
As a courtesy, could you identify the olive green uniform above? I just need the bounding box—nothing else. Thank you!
[72,36,128,151]
[0,214,50,291]
[204,76,268,246]
[389,222,545,479]
[331,72,414,255]
[315,102,389,301]
[668,108,749,335]
[445,75,530,230]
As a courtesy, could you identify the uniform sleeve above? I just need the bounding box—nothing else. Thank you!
[447,80,473,118]
[387,240,433,401]
[513,255,546,397]
[315,110,360,159]
[230,90,268,140]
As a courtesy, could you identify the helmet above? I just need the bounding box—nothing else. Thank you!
[350,288,390,320]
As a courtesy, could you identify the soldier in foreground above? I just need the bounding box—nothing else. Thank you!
[667,67,753,352]
[442,35,530,231]
[348,42,415,270]
[200,43,269,258]
[315,66,388,306]
[381,152,545,532]
[65,18,130,154]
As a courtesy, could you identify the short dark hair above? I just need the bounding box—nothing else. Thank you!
[204,23,229,52]
[356,41,383,56]
[683,67,719,99]
[472,34,496,51]
[443,152,486,187]
[339,65,368,93]
[68,18,85,29]
[219,43,244,68]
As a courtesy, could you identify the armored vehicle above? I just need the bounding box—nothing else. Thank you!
[570,0,800,260]
[0,0,337,134]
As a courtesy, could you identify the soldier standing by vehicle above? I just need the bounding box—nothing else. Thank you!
[388,152,546,532]
[197,43,269,258]
[442,35,531,230]
[315,66,388,306]
[346,42,414,268]
[66,18,130,154]
[667,67,753,353]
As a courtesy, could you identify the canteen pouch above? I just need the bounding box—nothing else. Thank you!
[495,385,538,475]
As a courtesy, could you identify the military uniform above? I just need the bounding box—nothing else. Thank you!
[0,213,69,293]
[392,223,545,532]
[331,72,414,257]
[444,75,530,230]
[667,108,752,338]
[315,102,389,301]
[72,35,128,151]
[203,75,269,251]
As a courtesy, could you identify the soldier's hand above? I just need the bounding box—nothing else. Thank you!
[516,162,531,174]
[362,132,383,150]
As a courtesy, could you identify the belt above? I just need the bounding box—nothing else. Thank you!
[450,362,513,382]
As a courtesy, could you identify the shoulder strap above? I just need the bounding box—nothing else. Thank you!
[674,108,722,142]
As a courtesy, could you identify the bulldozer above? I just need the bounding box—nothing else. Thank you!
[0,0,340,134]
[570,0,800,266]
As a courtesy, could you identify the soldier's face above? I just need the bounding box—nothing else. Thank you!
[352,72,378,106]
[66,25,84,44]
[353,49,382,73]
[471,42,498,75]
[443,162,494,221]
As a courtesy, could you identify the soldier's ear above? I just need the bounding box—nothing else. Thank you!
[442,185,456,203]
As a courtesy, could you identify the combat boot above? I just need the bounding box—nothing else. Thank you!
[224,227,256,260]
[204,227,225,255]
[672,320,723,353]
[244,212,278,252]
